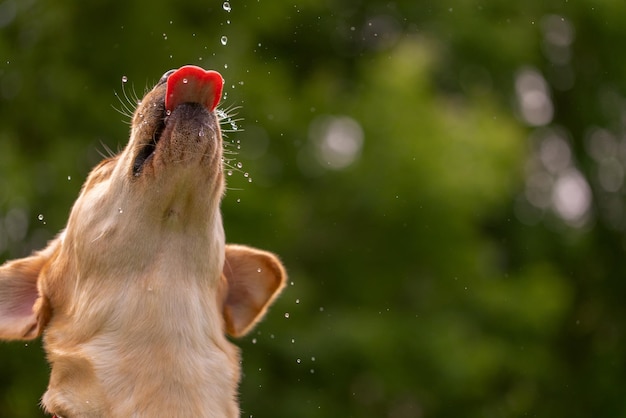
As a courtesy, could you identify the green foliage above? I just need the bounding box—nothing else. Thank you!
[1,0,626,417]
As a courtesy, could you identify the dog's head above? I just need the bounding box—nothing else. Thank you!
[0,66,286,417]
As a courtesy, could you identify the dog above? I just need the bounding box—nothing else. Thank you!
[0,65,286,417]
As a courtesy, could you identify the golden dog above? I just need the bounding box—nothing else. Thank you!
[0,66,286,417]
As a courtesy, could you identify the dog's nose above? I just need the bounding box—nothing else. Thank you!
[159,69,177,85]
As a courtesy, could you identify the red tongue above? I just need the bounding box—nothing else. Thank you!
[165,65,224,113]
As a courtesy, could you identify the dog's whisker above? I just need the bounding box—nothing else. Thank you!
[96,141,118,159]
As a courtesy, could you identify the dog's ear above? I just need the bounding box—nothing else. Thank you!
[0,238,59,340]
[222,245,287,337]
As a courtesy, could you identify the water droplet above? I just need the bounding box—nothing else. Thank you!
[163,33,168,40]
[37,214,44,221]
[251,338,257,344]
[67,175,71,181]
[166,110,172,116]
[236,162,243,169]
[236,198,241,203]
[220,36,228,46]
[310,369,315,374]
[223,1,231,12]
[248,177,253,183]
[227,170,233,176]
[291,338,295,343]
[284,312,290,318]
[295,298,300,304]
[121,75,128,83]
[311,356,316,362]
[118,208,123,214]
[296,358,301,364]
[182,78,188,84]
[244,172,249,178]
[257,268,262,273]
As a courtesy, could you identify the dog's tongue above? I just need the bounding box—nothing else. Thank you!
[165,65,224,113]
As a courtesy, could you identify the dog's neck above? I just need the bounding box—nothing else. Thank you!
[40,222,241,417]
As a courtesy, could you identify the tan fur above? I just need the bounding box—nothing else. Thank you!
[0,72,286,417]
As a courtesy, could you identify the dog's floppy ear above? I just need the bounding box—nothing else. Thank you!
[222,244,287,337]
[0,238,59,340]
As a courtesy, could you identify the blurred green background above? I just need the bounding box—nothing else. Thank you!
[1,0,626,417]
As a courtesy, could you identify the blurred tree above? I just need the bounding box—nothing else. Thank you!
[1,0,626,417]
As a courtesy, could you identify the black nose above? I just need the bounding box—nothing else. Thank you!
[158,69,177,85]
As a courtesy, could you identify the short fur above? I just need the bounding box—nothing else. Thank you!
[0,71,286,417]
